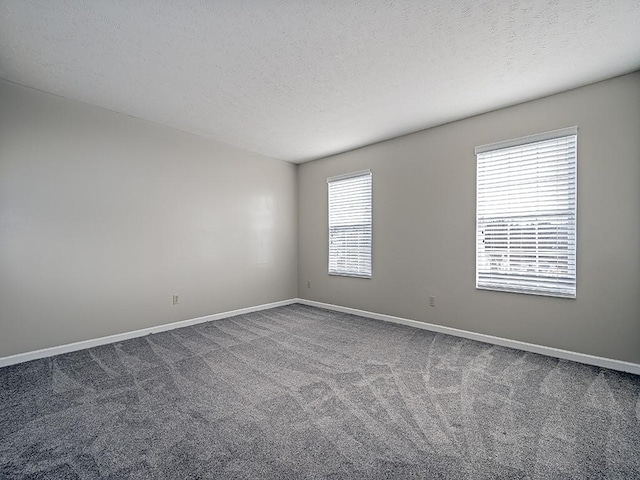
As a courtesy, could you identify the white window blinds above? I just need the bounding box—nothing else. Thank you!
[328,170,372,278]
[475,127,577,298]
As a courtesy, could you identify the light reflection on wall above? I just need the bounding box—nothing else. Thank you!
[249,195,275,265]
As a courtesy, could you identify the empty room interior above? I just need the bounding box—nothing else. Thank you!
[1,1,639,479]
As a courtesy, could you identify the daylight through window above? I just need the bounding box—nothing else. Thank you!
[328,170,372,278]
[475,127,577,298]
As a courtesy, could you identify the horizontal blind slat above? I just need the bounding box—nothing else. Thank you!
[476,132,576,298]
[328,172,372,277]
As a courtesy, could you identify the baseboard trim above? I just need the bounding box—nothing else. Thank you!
[3,297,638,375]
[296,298,640,375]
[0,298,298,368]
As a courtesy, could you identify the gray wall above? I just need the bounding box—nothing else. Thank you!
[298,72,640,364]
[0,81,297,358]
[2,73,639,364]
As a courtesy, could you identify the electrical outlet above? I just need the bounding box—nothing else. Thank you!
[173,295,179,305]
[428,296,436,308]
[307,281,311,288]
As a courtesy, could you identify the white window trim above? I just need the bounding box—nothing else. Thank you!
[327,170,372,279]
[326,170,372,183]
[475,126,578,155]
[475,127,577,298]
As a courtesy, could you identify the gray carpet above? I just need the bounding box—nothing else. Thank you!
[1,304,639,479]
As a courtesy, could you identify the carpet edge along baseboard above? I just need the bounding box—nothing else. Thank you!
[0,299,298,368]
[296,299,640,376]
[1,297,639,376]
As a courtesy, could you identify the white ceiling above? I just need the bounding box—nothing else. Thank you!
[1,1,639,163]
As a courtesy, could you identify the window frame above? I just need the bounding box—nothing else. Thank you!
[327,170,373,279]
[475,127,577,298]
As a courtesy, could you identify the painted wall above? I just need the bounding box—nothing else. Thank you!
[298,72,640,364]
[0,81,297,358]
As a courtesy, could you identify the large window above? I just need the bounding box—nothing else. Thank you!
[328,170,372,278]
[475,127,577,298]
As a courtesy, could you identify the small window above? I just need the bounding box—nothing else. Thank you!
[475,127,577,298]
[327,170,372,278]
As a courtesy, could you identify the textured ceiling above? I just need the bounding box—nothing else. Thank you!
[1,1,639,163]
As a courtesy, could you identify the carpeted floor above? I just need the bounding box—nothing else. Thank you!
[1,304,639,479]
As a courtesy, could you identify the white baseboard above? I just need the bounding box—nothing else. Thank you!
[0,298,298,368]
[3,297,638,376]
[296,298,640,375]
